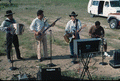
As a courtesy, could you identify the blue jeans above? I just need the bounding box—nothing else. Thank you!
[69,34,80,56]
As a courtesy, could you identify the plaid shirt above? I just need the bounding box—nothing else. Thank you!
[0,18,16,33]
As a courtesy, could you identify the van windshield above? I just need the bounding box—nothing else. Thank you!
[110,1,120,7]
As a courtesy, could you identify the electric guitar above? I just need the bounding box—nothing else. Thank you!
[35,17,61,41]
[64,24,86,43]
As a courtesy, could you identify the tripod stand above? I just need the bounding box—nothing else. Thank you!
[47,30,56,67]
[99,31,107,65]
[79,52,92,80]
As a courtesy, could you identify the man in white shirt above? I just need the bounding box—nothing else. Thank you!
[65,11,82,63]
[30,10,54,62]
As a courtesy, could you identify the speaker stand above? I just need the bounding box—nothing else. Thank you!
[9,60,18,71]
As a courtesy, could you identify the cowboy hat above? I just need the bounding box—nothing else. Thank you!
[69,11,78,17]
[5,10,15,17]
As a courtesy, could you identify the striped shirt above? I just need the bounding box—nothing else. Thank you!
[0,18,16,33]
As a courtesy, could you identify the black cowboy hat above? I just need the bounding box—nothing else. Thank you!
[5,10,15,17]
[69,11,78,17]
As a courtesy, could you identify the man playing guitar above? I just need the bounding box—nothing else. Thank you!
[65,11,86,64]
[30,10,55,62]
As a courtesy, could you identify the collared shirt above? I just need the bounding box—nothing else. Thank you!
[65,19,82,33]
[0,18,16,33]
[30,17,49,32]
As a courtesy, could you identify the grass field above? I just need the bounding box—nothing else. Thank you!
[0,0,120,80]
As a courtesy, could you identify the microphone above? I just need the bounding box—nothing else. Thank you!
[101,31,103,35]
[101,30,104,38]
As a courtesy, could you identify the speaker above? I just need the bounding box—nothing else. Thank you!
[37,68,61,80]
[113,50,120,60]
[109,50,120,68]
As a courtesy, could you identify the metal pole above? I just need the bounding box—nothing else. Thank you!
[99,31,107,65]
[47,29,56,67]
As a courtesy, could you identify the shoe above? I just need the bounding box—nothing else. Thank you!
[38,59,43,62]
[17,57,24,60]
[70,55,74,58]
[8,59,12,63]
[71,61,78,64]
[104,52,110,57]
[44,57,51,60]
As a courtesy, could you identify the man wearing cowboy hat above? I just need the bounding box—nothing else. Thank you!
[0,10,23,63]
[65,11,82,63]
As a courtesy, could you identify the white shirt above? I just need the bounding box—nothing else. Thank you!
[65,19,82,33]
[30,17,49,32]
[0,18,16,33]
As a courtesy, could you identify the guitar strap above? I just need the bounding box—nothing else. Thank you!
[75,19,78,31]
[5,19,15,24]
[74,19,78,37]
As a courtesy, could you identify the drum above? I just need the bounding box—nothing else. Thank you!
[13,23,24,35]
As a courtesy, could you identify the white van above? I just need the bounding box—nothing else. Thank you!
[88,0,120,17]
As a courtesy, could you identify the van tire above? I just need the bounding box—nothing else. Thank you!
[109,19,118,29]
[90,14,95,18]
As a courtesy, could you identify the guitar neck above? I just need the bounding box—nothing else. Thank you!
[42,17,61,33]
[42,26,51,33]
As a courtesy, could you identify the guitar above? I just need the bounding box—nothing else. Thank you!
[64,24,86,43]
[35,17,61,41]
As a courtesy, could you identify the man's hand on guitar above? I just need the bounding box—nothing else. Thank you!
[33,30,39,36]
[35,32,39,35]
[51,22,55,27]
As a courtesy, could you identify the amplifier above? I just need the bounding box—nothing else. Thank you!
[109,50,120,68]
[113,50,120,61]
[37,67,61,80]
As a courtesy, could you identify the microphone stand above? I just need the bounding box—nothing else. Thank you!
[47,29,56,67]
[99,31,108,65]
[9,29,18,70]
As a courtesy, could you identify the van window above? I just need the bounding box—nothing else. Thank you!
[110,1,120,7]
[105,2,109,7]
[92,1,99,6]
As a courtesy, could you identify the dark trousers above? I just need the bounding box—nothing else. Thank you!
[6,33,21,59]
[69,34,80,56]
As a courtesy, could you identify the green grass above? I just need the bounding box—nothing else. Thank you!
[92,75,119,80]
[0,3,18,10]
[0,67,5,71]
[56,25,65,29]
[47,34,68,48]
[0,31,6,56]
[118,37,120,40]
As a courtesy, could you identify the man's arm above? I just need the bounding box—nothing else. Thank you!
[89,26,96,38]
[30,19,39,35]
[0,21,10,31]
[89,26,92,36]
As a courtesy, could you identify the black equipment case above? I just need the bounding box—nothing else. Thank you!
[37,67,61,80]
[109,50,120,68]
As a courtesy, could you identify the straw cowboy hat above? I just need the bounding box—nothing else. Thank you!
[5,10,15,17]
[69,11,78,17]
